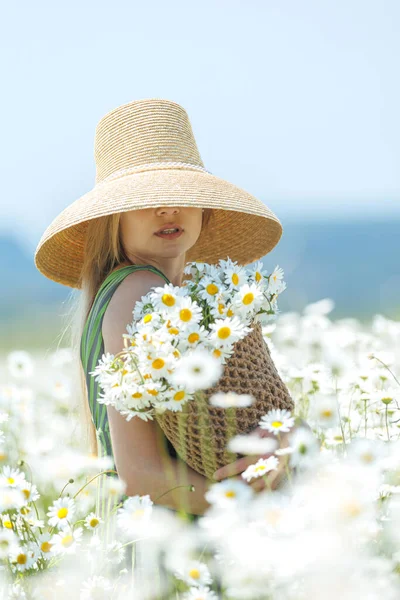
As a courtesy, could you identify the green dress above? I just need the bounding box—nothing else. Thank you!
[80,263,199,523]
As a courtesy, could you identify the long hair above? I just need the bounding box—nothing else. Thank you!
[58,208,214,458]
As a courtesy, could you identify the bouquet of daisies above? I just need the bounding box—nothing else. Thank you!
[91,258,294,479]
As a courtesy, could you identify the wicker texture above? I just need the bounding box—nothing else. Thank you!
[34,98,283,289]
[155,322,295,480]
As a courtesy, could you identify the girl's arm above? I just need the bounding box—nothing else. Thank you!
[102,269,213,515]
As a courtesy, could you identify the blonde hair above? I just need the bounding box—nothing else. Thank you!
[58,208,214,458]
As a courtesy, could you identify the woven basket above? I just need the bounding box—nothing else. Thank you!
[155,321,295,480]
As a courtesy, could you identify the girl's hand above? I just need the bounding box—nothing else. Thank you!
[212,425,293,492]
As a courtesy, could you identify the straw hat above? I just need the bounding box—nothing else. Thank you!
[34,98,283,288]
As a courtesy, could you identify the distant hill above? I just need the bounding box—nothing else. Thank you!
[1,218,399,339]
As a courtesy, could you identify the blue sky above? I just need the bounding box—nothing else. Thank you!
[1,0,399,256]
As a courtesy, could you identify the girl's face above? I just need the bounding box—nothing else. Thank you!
[119,206,203,262]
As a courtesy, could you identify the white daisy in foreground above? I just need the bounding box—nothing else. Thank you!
[205,479,254,509]
[172,296,203,328]
[50,526,83,555]
[171,349,223,391]
[0,487,26,512]
[0,465,27,489]
[6,350,34,379]
[209,391,255,408]
[36,532,54,560]
[227,433,278,455]
[9,542,40,572]
[175,559,213,588]
[259,408,295,435]
[116,494,153,539]
[241,456,279,482]
[80,575,114,600]
[0,528,19,559]
[182,586,219,599]
[47,496,76,530]
[223,263,248,290]
[308,393,339,429]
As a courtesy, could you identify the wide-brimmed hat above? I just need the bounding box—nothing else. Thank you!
[34,98,283,288]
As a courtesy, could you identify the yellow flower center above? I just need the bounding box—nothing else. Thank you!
[188,332,200,344]
[218,303,225,314]
[174,391,185,401]
[271,420,283,428]
[7,477,14,485]
[89,518,99,528]
[322,410,333,418]
[206,283,219,295]
[162,293,175,307]
[3,520,12,529]
[143,314,152,323]
[132,392,142,399]
[189,568,201,579]
[147,389,158,396]
[17,553,27,564]
[168,327,179,335]
[232,273,239,285]
[57,507,68,519]
[61,534,74,548]
[255,271,262,282]
[218,327,231,339]
[242,293,254,305]
[152,358,165,370]
[180,308,192,322]
[41,541,52,553]
[213,349,222,358]
[225,490,236,498]
[173,350,180,358]
[227,308,234,317]
[132,509,145,519]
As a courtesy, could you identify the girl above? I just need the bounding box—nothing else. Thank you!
[34,98,297,525]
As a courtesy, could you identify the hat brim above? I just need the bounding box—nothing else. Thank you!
[34,168,283,288]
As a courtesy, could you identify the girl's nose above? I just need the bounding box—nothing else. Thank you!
[155,206,180,216]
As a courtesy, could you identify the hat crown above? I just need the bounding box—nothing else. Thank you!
[94,98,205,184]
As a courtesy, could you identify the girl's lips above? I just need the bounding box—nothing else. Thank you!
[154,229,183,240]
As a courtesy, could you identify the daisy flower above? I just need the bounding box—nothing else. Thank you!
[197,276,223,304]
[258,408,295,436]
[267,265,285,294]
[171,296,203,329]
[170,349,223,391]
[36,532,54,560]
[182,587,219,600]
[286,427,320,470]
[150,284,185,314]
[156,387,194,412]
[84,511,104,531]
[50,526,83,555]
[177,323,209,352]
[209,317,251,348]
[0,487,26,512]
[145,352,176,380]
[9,542,40,572]
[210,345,234,364]
[0,528,19,559]
[241,456,279,482]
[209,391,255,408]
[116,494,153,539]
[47,496,76,530]
[80,575,114,600]
[223,264,247,290]
[0,465,27,489]
[174,559,213,588]
[233,283,263,316]
[6,351,34,379]
[249,260,269,286]
[227,433,278,456]
[205,479,254,509]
